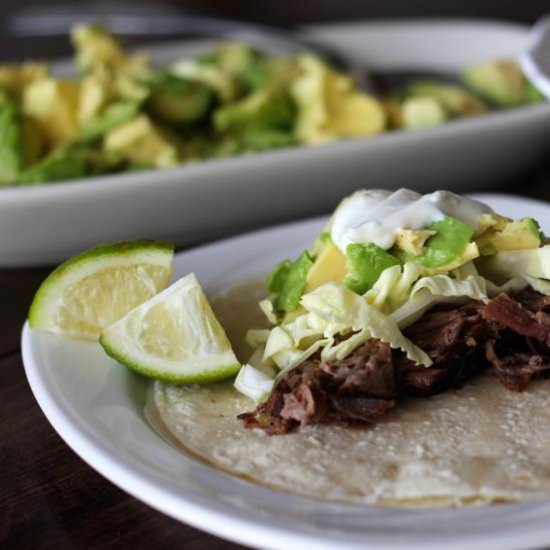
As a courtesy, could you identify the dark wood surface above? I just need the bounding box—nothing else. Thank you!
[1,0,550,61]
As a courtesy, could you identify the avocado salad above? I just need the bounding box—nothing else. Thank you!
[0,24,543,186]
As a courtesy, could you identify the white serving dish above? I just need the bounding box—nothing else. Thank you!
[4,20,550,267]
[22,193,550,550]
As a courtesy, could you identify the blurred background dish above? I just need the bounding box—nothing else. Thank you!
[2,19,550,266]
[0,22,540,188]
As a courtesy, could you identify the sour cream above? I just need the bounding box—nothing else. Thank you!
[330,189,492,252]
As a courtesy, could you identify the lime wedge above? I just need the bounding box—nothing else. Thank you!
[29,240,174,340]
[99,273,240,383]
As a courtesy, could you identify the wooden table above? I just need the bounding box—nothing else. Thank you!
[2,166,550,549]
[0,265,249,549]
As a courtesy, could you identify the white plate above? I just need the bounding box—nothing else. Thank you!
[4,19,550,267]
[22,193,550,550]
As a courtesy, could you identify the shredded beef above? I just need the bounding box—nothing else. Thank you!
[395,348,487,396]
[240,288,550,435]
[403,301,487,363]
[485,337,550,391]
[515,288,550,313]
[319,338,395,398]
[328,395,395,421]
[239,340,395,433]
[483,293,550,344]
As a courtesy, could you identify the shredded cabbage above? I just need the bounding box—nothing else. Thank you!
[271,338,330,371]
[419,242,480,276]
[390,273,536,328]
[258,298,278,325]
[263,326,295,359]
[364,262,421,312]
[321,329,370,362]
[412,273,490,301]
[255,282,432,373]
[234,364,274,403]
[392,274,488,328]
[235,241,550,404]
[364,265,402,310]
[524,276,550,295]
[485,277,528,296]
[451,261,479,279]
[245,345,277,376]
[301,283,431,365]
[479,246,550,281]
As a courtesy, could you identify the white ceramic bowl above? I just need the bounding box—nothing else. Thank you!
[3,20,550,267]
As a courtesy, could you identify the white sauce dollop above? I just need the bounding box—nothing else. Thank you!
[330,189,492,252]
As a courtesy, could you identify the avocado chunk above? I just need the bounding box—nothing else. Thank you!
[344,243,400,295]
[71,25,151,101]
[477,212,510,233]
[308,231,334,258]
[22,117,47,165]
[19,145,88,184]
[19,145,124,184]
[23,78,81,148]
[237,128,297,152]
[267,251,314,314]
[214,89,295,133]
[291,56,385,144]
[526,81,544,104]
[462,60,532,107]
[328,90,386,137]
[416,217,474,268]
[267,260,291,295]
[171,59,237,103]
[394,228,436,256]
[406,81,487,117]
[81,101,141,141]
[71,24,127,73]
[476,217,541,255]
[199,42,267,94]
[147,74,214,126]
[0,102,24,185]
[402,97,447,129]
[79,74,110,123]
[104,115,178,168]
[304,242,347,293]
[0,62,49,96]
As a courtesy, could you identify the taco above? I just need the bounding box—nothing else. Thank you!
[153,188,550,506]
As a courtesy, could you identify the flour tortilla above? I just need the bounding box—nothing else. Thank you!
[151,281,550,507]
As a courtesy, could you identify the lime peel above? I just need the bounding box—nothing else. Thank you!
[28,239,174,339]
[100,273,241,383]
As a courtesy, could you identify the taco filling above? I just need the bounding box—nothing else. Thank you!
[229,189,550,433]
[239,288,550,434]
